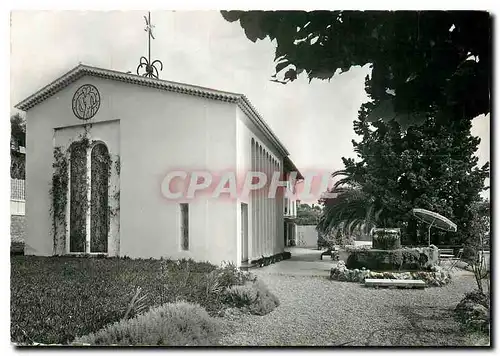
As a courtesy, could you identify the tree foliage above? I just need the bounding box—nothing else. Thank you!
[295,203,321,225]
[462,199,490,294]
[317,187,380,237]
[221,10,491,128]
[318,76,489,246]
[11,113,26,179]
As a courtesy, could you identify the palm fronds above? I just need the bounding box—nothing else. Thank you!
[317,168,384,238]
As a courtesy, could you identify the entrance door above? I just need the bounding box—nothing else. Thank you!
[241,203,248,262]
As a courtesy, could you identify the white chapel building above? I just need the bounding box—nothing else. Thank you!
[15,64,302,266]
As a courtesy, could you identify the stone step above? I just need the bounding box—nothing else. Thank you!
[239,262,258,271]
[364,278,426,289]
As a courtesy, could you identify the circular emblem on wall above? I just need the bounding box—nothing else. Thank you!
[72,84,101,120]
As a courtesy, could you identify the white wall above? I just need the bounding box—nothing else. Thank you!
[296,225,318,247]
[25,76,239,265]
[236,107,285,262]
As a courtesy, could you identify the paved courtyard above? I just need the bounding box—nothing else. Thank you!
[220,248,478,346]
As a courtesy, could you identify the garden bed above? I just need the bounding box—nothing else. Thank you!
[11,256,256,345]
[330,261,452,287]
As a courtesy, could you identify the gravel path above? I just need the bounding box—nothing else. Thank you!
[219,262,477,346]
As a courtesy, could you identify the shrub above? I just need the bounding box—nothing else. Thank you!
[455,291,490,333]
[225,280,279,316]
[225,284,258,307]
[318,230,354,248]
[317,235,330,249]
[390,250,403,268]
[10,256,241,344]
[463,290,489,309]
[73,302,220,346]
[462,246,478,262]
[400,248,420,269]
[251,251,291,267]
[247,280,280,316]
[217,262,255,288]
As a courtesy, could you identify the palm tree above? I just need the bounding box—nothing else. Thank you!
[317,170,384,238]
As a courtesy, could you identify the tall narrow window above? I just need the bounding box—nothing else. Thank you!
[180,203,189,250]
[69,141,87,253]
[90,143,110,253]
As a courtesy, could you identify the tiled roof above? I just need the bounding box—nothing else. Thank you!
[15,64,290,156]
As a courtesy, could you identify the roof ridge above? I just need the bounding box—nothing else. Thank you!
[14,64,290,156]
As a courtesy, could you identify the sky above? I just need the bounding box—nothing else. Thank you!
[10,10,490,201]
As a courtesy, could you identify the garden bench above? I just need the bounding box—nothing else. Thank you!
[364,279,426,289]
[439,248,454,257]
[438,248,462,267]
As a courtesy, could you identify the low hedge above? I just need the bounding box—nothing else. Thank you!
[73,301,220,346]
[11,256,253,345]
[250,251,291,267]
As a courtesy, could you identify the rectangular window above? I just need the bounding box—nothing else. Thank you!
[180,203,189,250]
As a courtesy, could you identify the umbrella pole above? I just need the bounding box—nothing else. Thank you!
[428,219,435,246]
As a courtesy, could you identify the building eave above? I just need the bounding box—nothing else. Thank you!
[14,64,290,156]
[284,156,304,180]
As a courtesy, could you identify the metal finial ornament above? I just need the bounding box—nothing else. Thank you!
[137,12,163,79]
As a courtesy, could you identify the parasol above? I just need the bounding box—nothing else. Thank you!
[412,208,457,246]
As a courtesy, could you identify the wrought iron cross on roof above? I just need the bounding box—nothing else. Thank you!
[137,11,163,79]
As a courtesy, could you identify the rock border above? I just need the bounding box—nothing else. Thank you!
[330,260,452,287]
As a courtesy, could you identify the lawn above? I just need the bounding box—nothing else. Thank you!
[10,256,240,344]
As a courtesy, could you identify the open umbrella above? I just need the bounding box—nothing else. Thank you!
[412,208,457,246]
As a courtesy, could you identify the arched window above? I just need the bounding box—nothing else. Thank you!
[69,141,87,252]
[90,143,110,253]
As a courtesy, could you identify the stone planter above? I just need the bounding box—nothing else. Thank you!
[346,245,438,271]
[372,228,401,250]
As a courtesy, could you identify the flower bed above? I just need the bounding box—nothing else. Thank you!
[330,260,452,287]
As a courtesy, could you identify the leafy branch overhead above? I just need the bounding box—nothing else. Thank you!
[221,10,491,127]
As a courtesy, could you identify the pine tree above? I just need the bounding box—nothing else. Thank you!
[321,79,489,246]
